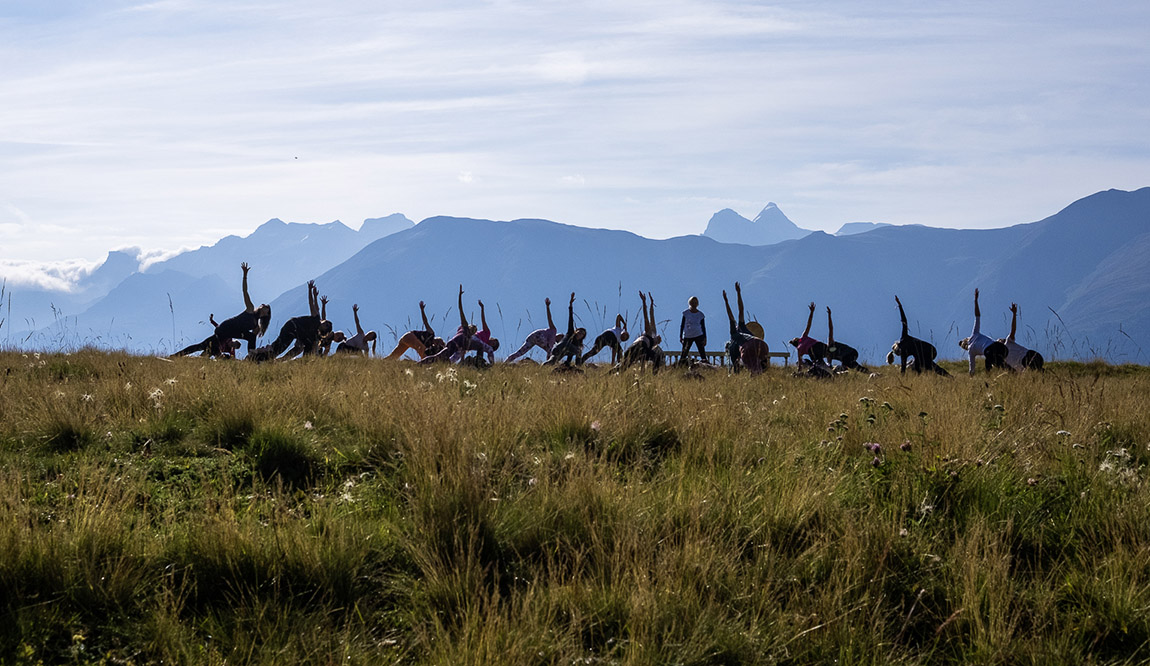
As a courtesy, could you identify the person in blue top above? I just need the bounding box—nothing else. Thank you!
[678,296,706,365]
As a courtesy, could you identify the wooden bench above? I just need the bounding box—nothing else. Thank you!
[662,350,790,367]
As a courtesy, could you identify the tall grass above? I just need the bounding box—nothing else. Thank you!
[1,350,1149,664]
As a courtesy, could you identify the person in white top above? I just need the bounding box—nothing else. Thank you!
[336,304,377,356]
[958,288,1010,375]
[581,314,630,364]
[999,302,1045,371]
[678,296,707,365]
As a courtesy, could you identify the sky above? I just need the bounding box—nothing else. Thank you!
[3,0,1150,282]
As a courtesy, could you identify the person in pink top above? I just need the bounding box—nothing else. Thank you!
[789,302,827,365]
[505,297,564,363]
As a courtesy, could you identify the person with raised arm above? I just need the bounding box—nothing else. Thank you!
[999,302,1045,371]
[959,288,1010,374]
[582,314,630,364]
[615,291,664,372]
[251,280,342,361]
[420,285,475,364]
[824,306,866,371]
[723,284,769,374]
[505,296,564,363]
[887,295,949,376]
[209,262,271,357]
[789,302,827,366]
[385,301,446,360]
[543,292,587,366]
[335,304,378,356]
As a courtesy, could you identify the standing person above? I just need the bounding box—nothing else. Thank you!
[582,314,630,364]
[384,301,445,360]
[824,307,866,372]
[544,292,587,366]
[335,304,378,356]
[420,285,475,364]
[211,262,272,357]
[789,302,827,365]
[999,303,1045,371]
[958,288,1011,374]
[505,297,564,363]
[679,296,707,365]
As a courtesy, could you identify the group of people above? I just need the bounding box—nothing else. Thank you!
[172,264,1045,376]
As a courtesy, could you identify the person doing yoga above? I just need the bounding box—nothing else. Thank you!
[209,263,271,357]
[999,303,1045,371]
[543,292,587,366]
[615,291,664,372]
[581,314,630,364]
[171,314,239,359]
[505,297,564,363]
[335,304,378,356]
[789,302,827,366]
[958,288,1010,374]
[385,301,446,360]
[420,285,475,365]
[824,307,866,371]
[887,295,949,376]
[252,281,338,361]
[678,296,706,365]
[723,284,768,374]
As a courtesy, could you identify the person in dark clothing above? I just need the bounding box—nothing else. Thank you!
[615,291,664,372]
[171,314,239,359]
[887,295,949,376]
[210,262,271,357]
[824,306,867,372]
[544,292,587,366]
[582,314,630,364]
[251,281,339,361]
[723,285,768,374]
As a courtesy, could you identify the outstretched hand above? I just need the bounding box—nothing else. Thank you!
[974,288,980,300]
[458,284,464,296]
[320,295,329,305]
[826,306,832,315]
[241,262,250,273]
[895,295,902,306]
[419,300,425,309]
[545,297,551,306]
[809,302,816,311]
[569,292,576,304]
[478,299,484,308]
[352,303,358,313]
[1010,302,1018,313]
[735,281,741,292]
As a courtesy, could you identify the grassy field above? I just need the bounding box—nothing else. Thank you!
[2,351,1149,665]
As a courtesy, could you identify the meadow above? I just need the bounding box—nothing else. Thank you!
[1,350,1149,665]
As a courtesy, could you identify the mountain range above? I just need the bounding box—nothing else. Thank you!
[3,190,1148,363]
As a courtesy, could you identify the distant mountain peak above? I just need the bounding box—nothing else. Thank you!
[704,202,810,246]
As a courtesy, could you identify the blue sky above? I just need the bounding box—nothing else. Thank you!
[3,0,1149,280]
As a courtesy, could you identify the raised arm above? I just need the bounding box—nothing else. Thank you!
[545,297,556,331]
[241,263,255,312]
[826,307,835,347]
[320,294,329,321]
[895,295,908,337]
[566,292,576,338]
[638,291,650,334]
[972,288,981,335]
[647,292,657,337]
[1008,303,1018,342]
[307,281,319,318]
[479,300,489,333]
[458,285,468,330]
[352,304,363,337]
[419,301,433,335]
[735,282,746,327]
[802,302,815,338]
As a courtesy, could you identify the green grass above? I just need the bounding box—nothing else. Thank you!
[1,350,1149,664]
